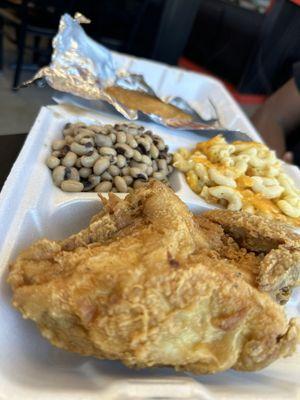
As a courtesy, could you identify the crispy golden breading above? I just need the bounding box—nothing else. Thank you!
[8,181,300,374]
[203,210,300,303]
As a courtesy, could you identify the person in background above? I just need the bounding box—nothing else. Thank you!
[251,62,300,163]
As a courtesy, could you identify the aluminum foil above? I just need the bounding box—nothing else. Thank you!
[22,12,250,139]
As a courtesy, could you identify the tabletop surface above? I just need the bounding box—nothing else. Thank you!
[0,133,27,190]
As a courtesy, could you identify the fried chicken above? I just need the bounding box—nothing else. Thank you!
[202,210,300,304]
[8,181,300,374]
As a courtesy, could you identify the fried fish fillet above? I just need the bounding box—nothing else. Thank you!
[8,181,300,374]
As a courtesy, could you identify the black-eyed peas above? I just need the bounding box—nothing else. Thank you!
[114,176,128,192]
[61,180,84,192]
[93,158,110,175]
[61,151,77,167]
[81,151,99,168]
[47,122,173,192]
[46,155,60,169]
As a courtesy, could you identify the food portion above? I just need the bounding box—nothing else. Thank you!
[105,86,193,121]
[46,122,173,192]
[8,181,300,374]
[174,136,300,226]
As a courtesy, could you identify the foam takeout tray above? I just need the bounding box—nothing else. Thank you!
[0,56,299,400]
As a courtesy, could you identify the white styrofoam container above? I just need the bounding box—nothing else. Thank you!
[0,58,299,400]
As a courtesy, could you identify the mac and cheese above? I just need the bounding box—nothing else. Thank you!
[173,136,300,226]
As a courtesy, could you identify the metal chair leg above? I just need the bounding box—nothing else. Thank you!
[0,16,4,71]
[13,26,26,90]
[12,0,28,90]
[32,35,41,65]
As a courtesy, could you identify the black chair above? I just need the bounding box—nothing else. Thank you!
[0,0,160,89]
[73,0,156,55]
[238,0,300,94]
[0,0,201,89]
[184,0,264,87]
[0,0,75,89]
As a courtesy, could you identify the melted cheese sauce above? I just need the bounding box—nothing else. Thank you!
[175,137,300,227]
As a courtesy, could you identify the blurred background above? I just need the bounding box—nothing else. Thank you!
[0,0,299,142]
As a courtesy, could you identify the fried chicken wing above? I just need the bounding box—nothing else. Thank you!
[203,210,300,303]
[8,181,300,374]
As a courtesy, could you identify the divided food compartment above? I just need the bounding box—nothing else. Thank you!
[40,106,222,214]
[1,105,300,400]
[0,64,299,399]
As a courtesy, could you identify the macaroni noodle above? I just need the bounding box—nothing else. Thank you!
[173,135,300,226]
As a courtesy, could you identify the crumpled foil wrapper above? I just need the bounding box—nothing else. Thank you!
[22,12,251,139]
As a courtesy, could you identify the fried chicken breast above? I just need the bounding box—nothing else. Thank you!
[8,181,300,374]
